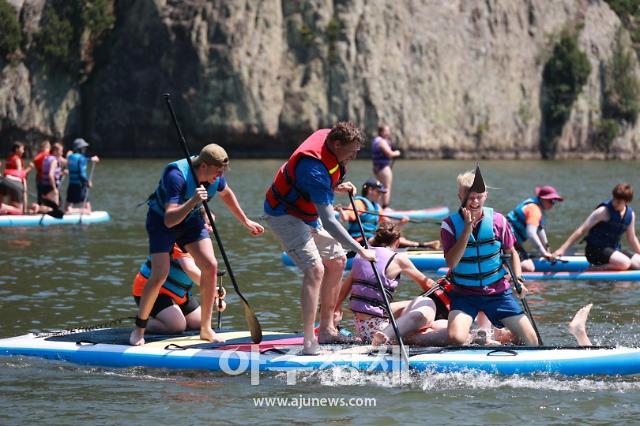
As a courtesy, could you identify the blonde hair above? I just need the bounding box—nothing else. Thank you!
[456,170,476,194]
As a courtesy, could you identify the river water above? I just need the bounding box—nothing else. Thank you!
[1,159,639,424]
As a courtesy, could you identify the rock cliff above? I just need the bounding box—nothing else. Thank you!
[1,0,638,159]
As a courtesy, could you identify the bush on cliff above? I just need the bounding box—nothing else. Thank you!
[0,0,22,59]
[540,30,592,159]
[32,0,113,75]
[602,29,640,124]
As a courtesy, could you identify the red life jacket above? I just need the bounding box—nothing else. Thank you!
[265,129,344,221]
[4,154,26,179]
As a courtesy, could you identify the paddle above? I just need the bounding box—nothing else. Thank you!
[348,191,410,367]
[338,206,440,224]
[216,269,226,330]
[502,253,543,346]
[78,161,96,224]
[163,93,262,343]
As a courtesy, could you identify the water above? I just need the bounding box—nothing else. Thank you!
[1,159,640,424]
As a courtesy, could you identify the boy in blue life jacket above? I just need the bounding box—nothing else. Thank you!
[130,144,264,346]
[554,183,640,270]
[440,166,538,346]
[65,138,100,213]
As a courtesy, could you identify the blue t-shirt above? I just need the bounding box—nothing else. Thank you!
[264,157,334,227]
[163,167,227,205]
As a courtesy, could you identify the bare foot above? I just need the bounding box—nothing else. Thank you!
[129,327,145,346]
[317,330,358,344]
[568,303,592,346]
[302,338,321,355]
[371,331,390,347]
[200,327,225,343]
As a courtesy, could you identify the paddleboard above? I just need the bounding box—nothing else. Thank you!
[436,267,640,281]
[1,328,639,376]
[282,251,590,273]
[0,211,111,226]
[383,206,449,221]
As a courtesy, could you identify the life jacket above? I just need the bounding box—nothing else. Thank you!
[506,197,545,243]
[425,277,452,321]
[133,245,195,303]
[348,247,399,318]
[33,151,49,181]
[347,196,380,241]
[3,154,25,179]
[40,155,62,186]
[585,199,633,249]
[449,207,506,287]
[147,158,220,220]
[67,152,87,185]
[371,136,392,168]
[265,129,344,222]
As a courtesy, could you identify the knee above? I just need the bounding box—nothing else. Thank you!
[521,260,534,272]
[612,257,631,270]
[447,328,468,346]
[408,310,432,327]
[306,262,325,282]
[164,317,187,334]
[198,258,218,275]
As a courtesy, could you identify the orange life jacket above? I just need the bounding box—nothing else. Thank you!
[265,129,344,221]
[4,154,26,179]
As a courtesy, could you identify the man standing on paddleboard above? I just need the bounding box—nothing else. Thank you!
[264,122,375,355]
[130,144,264,346]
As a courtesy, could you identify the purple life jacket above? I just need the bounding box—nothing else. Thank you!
[348,246,399,318]
[371,136,392,169]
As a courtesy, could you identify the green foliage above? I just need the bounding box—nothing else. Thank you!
[604,0,640,19]
[602,30,640,124]
[299,24,315,47]
[540,30,592,159]
[326,17,341,64]
[592,119,620,152]
[33,0,114,75]
[0,0,22,58]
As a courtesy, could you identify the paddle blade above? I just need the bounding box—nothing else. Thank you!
[46,209,64,219]
[243,302,262,343]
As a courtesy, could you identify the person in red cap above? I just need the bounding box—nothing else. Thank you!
[554,183,640,270]
[506,185,563,272]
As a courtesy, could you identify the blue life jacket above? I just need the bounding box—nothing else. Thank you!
[139,255,194,299]
[147,159,220,219]
[67,153,87,186]
[449,207,506,287]
[585,199,633,249]
[506,197,545,243]
[347,196,380,241]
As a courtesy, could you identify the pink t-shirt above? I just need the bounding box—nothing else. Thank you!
[440,209,515,295]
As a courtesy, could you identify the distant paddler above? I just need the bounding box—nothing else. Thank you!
[335,178,440,252]
[264,122,376,355]
[554,183,640,270]
[371,125,400,208]
[130,144,264,346]
[65,138,99,214]
[506,185,564,272]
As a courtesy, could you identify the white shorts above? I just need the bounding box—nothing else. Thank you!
[264,214,345,270]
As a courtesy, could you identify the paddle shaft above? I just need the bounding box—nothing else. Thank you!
[502,253,543,345]
[340,206,435,224]
[79,161,96,224]
[163,94,262,343]
[348,192,410,367]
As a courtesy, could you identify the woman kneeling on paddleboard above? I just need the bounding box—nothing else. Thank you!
[334,222,451,346]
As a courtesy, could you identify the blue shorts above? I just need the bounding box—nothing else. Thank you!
[449,289,523,328]
[66,183,87,204]
[146,209,209,254]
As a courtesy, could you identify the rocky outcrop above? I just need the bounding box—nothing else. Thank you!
[1,0,638,158]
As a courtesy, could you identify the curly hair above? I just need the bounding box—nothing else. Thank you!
[327,121,362,147]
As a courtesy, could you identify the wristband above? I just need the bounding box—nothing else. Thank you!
[135,316,148,328]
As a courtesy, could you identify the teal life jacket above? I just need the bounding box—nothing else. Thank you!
[147,158,220,220]
[450,207,506,287]
[67,153,87,186]
[506,197,545,243]
[139,255,194,299]
[347,196,380,241]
